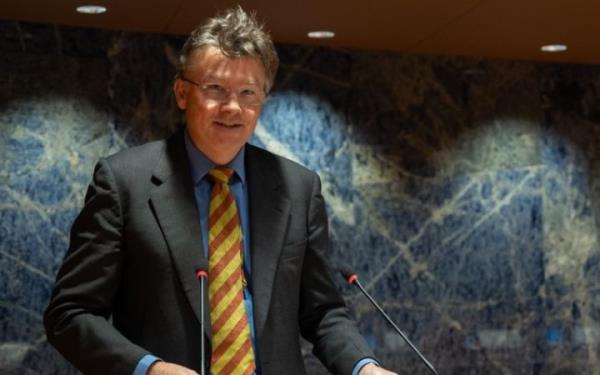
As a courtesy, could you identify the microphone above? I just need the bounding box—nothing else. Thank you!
[339,265,439,375]
[195,260,209,375]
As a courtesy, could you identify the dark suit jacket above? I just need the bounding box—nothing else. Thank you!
[44,131,375,375]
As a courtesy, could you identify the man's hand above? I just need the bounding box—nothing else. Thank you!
[147,361,199,375]
[359,363,399,375]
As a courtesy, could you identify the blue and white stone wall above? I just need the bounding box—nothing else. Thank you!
[1,21,599,374]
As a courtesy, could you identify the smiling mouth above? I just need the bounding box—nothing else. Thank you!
[215,121,242,128]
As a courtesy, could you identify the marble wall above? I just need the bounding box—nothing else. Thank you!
[1,20,599,374]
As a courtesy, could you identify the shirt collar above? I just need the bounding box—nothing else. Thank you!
[184,129,246,184]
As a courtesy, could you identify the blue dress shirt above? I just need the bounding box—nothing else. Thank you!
[133,131,377,375]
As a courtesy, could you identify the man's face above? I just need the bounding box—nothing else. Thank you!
[174,46,266,165]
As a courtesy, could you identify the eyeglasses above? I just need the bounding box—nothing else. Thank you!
[180,77,265,108]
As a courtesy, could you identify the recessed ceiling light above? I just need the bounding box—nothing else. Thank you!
[76,5,107,14]
[541,44,567,53]
[307,31,335,39]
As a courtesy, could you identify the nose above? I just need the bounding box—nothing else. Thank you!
[220,92,243,112]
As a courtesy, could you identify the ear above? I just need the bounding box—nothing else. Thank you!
[173,79,188,110]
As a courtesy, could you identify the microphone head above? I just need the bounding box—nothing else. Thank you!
[337,264,358,284]
[195,259,209,279]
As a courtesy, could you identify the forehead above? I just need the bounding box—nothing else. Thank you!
[186,46,265,85]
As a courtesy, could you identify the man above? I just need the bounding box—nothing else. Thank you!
[44,6,397,375]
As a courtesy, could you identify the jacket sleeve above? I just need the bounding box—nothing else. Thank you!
[44,158,149,374]
[298,172,377,375]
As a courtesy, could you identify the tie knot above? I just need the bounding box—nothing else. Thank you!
[208,167,234,184]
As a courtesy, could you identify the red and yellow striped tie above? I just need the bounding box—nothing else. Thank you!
[207,167,255,375]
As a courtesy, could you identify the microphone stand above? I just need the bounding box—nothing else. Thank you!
[342,270,439,375]
[196,267,209,375]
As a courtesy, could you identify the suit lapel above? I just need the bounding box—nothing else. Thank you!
[147,139,291,345]
[246,145,291,340]
[148,132,211,340]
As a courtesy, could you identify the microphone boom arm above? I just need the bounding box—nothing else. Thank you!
[350,277,439,375]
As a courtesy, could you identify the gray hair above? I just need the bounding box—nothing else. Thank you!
[177,6,279,92]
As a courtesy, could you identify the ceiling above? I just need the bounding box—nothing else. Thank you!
[2,0,599,65]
